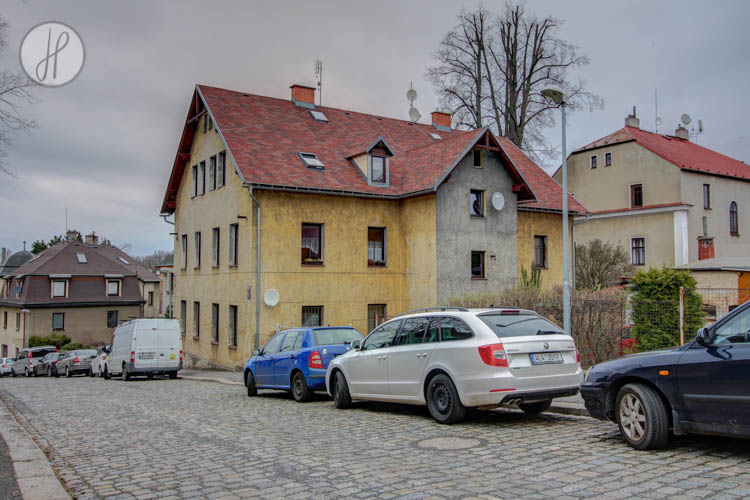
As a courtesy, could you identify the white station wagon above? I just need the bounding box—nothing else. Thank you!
[326,307,583,424]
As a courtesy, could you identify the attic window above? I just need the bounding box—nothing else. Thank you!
[76,252,87,264]
[118,257,130,265]
[299,152,325,169]
[310,110,328,123]
[430,133,442,140]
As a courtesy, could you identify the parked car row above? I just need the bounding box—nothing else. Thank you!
[1,318,183,382]
[244,301,750,451]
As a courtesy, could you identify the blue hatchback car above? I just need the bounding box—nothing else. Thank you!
[244,326,363,402]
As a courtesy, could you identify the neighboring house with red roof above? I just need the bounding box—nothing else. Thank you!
[556,111,750,269]
[0,231,161,355]
[160,83,583,370]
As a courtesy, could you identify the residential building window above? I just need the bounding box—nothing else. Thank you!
[473,149,482,168]
[631,238,646,266]
[107,280,120,296]
[703,184,711,209]
[630,184,643,208]
[193,301,200,338]
[367,227,386,266]
[471,251,485,279]
[299,152,325,169]
[229,223,239,266]
[76,252,87,264]
[730,201,739,235]
[52,312,64,331]
[209,155,217,191]
[15,313,20,331]
[470,189,484,217]
[371,156,386,183]
[181,235,188,269]
[1,345,6,357]
[590,155,597,169]
[534,236,547,268]
[2,312,6,329]
[191,165,198,197]
[212,227,220,267]
[147,291,153,306]
[199,161,206,195]
[367,304,387,333]
[194,232,201,268]
[203,113,209,133]
[604,152,612,166]
[301,223,324,265]
[180,300,187,334]
[217,151,226,187]
[107,311,118,328]
[211,303,219,343]
[52,280,66,297]
[228,305,238,347]
[302,306,323,327]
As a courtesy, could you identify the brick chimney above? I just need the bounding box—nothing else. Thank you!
[625,106,640,129]
[431,111,452,130]
[85,231,99,245]
[66,230,81,241]
[290,84,316,108]
[1,247,7,265]
[674,125,690,140]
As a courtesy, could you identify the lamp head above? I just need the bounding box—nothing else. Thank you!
[541,87,566,105]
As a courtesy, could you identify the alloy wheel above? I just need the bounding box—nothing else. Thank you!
[619,393,646,441]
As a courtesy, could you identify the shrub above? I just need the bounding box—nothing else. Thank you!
[60,342,92,351]
[576,239,633,290]
[28,334,71,349]
[630,268,703,351]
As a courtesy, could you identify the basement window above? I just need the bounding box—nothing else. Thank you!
[310,110,329,123]
[298,152,325,169]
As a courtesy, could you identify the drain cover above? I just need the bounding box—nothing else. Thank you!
[417,437,481,450]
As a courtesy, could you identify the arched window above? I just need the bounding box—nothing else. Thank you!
[729,201,739,235]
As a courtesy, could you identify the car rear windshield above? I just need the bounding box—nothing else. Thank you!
[75,350,98,357]
[478,313,568,338]
[313,328,362,346]
[32,348,57,358]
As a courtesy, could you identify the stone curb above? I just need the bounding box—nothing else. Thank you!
[180,374,243,386]
[0,401,69,499]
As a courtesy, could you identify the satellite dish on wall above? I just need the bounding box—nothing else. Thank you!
[681,114,692,126]
[263,289,279,307]
[491,192,505,211]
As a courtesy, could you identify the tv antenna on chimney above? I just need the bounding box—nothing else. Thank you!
[314,59,323,106]
[654,89,663,133]
[407,82,421,122]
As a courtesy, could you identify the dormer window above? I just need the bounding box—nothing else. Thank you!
[107,280,120,297]
[299,152,325,169]
[371,156,386,184]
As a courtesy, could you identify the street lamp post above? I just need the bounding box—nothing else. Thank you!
[541,88,571,334]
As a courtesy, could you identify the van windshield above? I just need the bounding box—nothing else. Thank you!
[478,314,568,338]
[313,328,363,346]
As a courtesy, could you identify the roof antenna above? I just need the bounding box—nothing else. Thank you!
[314,59,323,106]
[407,83,421,122]
[654,89,662,133]
[23,240,26,251]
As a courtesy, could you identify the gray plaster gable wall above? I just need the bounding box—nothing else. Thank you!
[436,151,518,304]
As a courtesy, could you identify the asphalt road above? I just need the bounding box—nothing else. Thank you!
[1,375,749,499]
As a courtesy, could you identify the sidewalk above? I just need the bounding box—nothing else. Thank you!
[179,368,590,416]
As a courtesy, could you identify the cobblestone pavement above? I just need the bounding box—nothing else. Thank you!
[1,376,749,499]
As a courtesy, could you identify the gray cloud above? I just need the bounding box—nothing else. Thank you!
[1,0,748,256]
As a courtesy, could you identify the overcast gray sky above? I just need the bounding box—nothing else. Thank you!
[1,0,749,256]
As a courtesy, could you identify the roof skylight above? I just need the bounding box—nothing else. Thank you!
[76,252,88,264]
[310,110,328,123]
[299,152,325,169]
[430,133,442,140]
[118,257,130,265]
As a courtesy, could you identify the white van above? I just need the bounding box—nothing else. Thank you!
[105,319,182,381]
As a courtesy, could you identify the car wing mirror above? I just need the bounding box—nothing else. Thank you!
[350,339,362,351]
[696,327,712,346]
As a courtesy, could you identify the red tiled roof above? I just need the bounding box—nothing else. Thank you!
[574,126,750,181]
[499,137,586,213]
[161,85,539,212]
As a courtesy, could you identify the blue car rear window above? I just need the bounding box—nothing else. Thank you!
[313,328,362,346]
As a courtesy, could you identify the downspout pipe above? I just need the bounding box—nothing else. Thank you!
[571,213,591,291]
[245,185,261,351]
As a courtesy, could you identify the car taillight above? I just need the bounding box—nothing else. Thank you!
[29,359,33,365]
[574,343,580,363]
[73,357,79,363]
[130,351,135,363]
[1,364,5,368]
[308,350,324,369]
[478,343,508,367]
[179,350,183,362]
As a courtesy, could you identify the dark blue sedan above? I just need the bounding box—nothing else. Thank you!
[581,300,750,449]
[244,326,363,402]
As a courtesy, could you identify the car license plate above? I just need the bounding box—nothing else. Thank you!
[529,352,563,364]
[170,354,175,360]
[139,353,155,360]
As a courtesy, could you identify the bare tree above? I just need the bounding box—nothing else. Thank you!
[427,2,602,163]
[575,239,633,291]
[0,17,38,177]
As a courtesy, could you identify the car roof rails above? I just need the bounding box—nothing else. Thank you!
[394,306,470,318]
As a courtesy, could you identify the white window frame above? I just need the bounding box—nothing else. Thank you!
[630,237,646,266]
[52,280,67,298]
[106,280,121,297]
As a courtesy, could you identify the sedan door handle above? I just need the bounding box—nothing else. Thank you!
[378,356,387,361]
